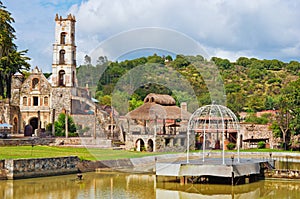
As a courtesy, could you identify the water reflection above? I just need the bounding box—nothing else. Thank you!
[0,172,299,199]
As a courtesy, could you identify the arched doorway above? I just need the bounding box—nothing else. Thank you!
[13,117,18,134]
[136,139,145,152]
[29,117,38,134]
[147,139,154,152]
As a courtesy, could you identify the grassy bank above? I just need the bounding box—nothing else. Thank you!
[0,146,298,161]
[0,146,167,161]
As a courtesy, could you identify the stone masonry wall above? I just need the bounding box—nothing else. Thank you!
[240,123,276,149]
[4,156,79,179]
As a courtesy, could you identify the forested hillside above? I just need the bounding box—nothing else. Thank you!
[77,54,300,114]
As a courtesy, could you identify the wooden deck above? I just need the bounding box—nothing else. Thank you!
[156,158,271,185]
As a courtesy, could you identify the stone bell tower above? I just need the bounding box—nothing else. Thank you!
[52,14,77,87]
[51,14,77,118]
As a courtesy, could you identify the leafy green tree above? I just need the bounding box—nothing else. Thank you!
[54,113,77,136]
[0,2,30,98]
[236,57,252,67]
[129,96,143,111]
[263,59,284,70]
[286,61,300,75]
[245,113,269,124]
[147,53,164,64]
[265,96,275,110]
[171,54,190,69]
[99,95,111,106]
[211,57,232,70]
[165,55,173,62]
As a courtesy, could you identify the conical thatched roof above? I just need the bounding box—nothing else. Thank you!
[144,93,176,105]
[126,94,191,120]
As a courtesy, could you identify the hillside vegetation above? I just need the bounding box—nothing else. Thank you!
[77,54,300,115]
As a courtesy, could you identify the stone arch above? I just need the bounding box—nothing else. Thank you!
[44,96,49,106]
[32,78,39,89]
[59,49,65,64]
[58,70,65,86]
[23,96,27,106]
[13,117,18,134]
[147,139,154,152]
[135,138,145,151]
[60,32,67,44]
[71,33,74,44]
[29,117,38,134]
[72,71,75,86]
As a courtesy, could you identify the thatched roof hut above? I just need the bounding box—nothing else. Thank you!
[126,93,191,120]
[144,93,176,105]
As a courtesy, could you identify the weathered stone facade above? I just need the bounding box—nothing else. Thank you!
[3,156,79,179]
[4,14,112,145]
[0,99,21,133]
[240,123,276,149]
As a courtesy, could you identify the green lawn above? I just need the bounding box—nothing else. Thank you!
[0,146,168,161]
[1,146,298,161]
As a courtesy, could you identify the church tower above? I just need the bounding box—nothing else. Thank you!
[52,14,77,87]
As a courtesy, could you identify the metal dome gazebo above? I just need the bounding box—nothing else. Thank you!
[187,104,240,164]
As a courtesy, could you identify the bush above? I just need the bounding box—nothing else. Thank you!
[257,141,266,149]
[227,142,236,150]
[54,113,77,136]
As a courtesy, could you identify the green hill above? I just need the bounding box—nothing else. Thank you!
[77,54,300,115]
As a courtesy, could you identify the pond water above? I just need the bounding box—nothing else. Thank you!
[0,172,299,199]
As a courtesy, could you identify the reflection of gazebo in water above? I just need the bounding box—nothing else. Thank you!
[187,104,240,164]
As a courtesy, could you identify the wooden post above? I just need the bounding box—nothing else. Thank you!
[94,107,97,139]
[37,110,40,136]
[52,109,55,136]
[65,110,68,138]
[180,176,185,185]
[231,172,235,186]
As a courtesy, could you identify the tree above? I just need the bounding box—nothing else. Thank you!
[54,113,77,136]
[99,95,111,106]
[171,54,190,69]
[236,57,252,67]
[84,54,91,65]
[0,1,30,98]
[211,57,232,70]
[165,55,173,62]
[274,96,291,150]
[129,96,143,111]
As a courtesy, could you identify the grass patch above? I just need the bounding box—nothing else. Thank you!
[0,146,169,161]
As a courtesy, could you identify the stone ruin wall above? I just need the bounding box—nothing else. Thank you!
[240,123,278,149]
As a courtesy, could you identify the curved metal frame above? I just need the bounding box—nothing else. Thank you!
[187,104,240,164]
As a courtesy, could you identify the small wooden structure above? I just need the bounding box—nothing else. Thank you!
[156,158,271,185]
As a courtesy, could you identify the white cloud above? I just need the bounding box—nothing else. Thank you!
[71,0,300,64]
[3,0,300,71]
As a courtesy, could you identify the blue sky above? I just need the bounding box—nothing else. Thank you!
[3,0,300,72]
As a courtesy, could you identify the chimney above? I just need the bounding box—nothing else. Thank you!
[181,102,187,112]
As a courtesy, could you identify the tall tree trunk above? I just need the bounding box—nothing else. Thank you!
[0,72,4,98]
[6,73,12,98]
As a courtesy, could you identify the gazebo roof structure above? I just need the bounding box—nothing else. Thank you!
[187,104,240,164]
